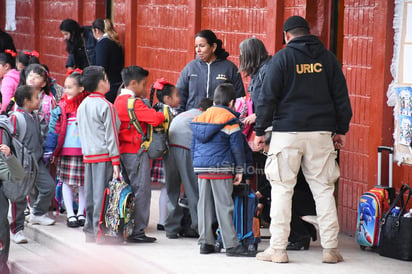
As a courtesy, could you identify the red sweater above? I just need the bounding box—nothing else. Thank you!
[114,92,165,154]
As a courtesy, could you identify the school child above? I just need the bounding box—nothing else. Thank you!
[191,83,251,256]
[164,98,213,239]
[113,65,165,243]
[6,85,56,244]
[44,71,89,228]
[77,66,121,242]
[16,50,40,71]
[148,77,180,232]
[19,64,57,141]
[0,50,20,113]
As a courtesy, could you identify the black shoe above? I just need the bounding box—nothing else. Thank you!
[166,233,179,239]
[180,228,199,238]
[77,215,85,227]
[157,224,165,231]
[67,216,79,228]
[286,238,310,250]
[226,245,254,257]
[127,235,157,243]
[200,243,215,254]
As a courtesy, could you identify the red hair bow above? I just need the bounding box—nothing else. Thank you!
[66,68,83,76]
[153,77,173,90]
[4,49,17,57]
[23,50,40,58]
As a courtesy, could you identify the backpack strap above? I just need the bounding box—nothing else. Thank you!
[126,97,152,151]
[11,112,27,142]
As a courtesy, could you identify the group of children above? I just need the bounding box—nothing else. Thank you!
[1,49,257,264]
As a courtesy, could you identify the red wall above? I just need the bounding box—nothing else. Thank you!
[1,0,408,235]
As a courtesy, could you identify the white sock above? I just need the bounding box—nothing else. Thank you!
[77,186,85,217]
[159,185,168,225]
[62,183,75,218]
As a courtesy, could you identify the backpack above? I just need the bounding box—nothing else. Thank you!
[127,97,171,159]
[97,178,135,243]
[0,113,39,201]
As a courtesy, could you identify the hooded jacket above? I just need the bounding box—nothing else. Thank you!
[0,69,20,113]
[191,105,245,176]
[254,35,352,136]
[176,58,245,112]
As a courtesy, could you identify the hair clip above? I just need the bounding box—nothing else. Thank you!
[5,49,17,57]
[11,97,15,102]
[153,77,173,90]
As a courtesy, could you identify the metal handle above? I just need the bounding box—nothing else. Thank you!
[377,146,393,187]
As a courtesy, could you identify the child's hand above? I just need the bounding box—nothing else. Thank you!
[244,113,256,125]
[0,144,11,158]
[233,174,243,185]
[113,165,120,179]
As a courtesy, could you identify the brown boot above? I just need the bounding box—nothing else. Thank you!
[256,247,289,263]
[322,248,343,263]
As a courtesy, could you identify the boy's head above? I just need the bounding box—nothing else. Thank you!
[213,83,236,108]
[121,65,149,98]
[198,98,213,111]
[81,66,108,94]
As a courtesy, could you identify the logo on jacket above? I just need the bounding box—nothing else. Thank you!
[296,63,323,74]
[216,74,228,80]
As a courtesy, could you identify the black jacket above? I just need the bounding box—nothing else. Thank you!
[255,35,352,136]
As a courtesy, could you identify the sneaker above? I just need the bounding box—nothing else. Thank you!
[226,245,254,257]
[256,247,289,263]
[13,231,28,244]
[30,213,55,226]
[178,197,189,209]
[322,248,343,263]
[200,243,215,254]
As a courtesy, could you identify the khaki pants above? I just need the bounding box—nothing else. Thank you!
[265,131,340,249]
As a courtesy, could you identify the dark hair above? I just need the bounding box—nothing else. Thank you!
[67,71,82,87]
[81,66,106,92]
[17,50,40,68]
[195,29,229,60]
[92,18,105,33]
[239,37,270,77]
[5,85,35,113]
[213,83,236,106]
[0,51,16,69]
[149,83,175,106]
[59,19,84,54]
[197,98,213,111]
[288,27,310,37]
[19,64,51,95]
[121,65,149,87]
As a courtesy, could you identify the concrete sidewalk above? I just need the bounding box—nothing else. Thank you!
[8,189,412,274]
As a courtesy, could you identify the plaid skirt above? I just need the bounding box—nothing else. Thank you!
[151,159,165,184]
[56,155,85,187]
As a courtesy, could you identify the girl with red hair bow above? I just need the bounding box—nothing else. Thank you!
[16,50,40,71]
[0,49,19,113]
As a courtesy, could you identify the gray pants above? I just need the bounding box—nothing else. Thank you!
[121,152,151,237]
[198,178,238,249]
[83,162,113,237]
[164,146,199,235]
[0,184,10,274]
[10,161,55,233]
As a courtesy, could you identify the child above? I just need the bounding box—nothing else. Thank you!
[0,50,20,113]
[16,50,40,71]
[113,65,164,243]
[148,77,180,232]
[6,85,56,245]
[164,98,213,239]
[77,66,120,242]
[0,131,24,274]
[44,71,89,228]
[19,64,57,141]
[191,83,251,256]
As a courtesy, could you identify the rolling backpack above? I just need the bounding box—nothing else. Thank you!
[127,97,171,159]
[0,113,38,201]
[356,146,396,249]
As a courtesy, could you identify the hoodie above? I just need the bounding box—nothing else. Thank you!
[254,35,352,136]
[0,69,20,112]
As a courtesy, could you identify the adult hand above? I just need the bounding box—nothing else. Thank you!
[256,191,263,199]
[244,113,256,125]
[113,165,120,179]
[333,134,346,150]
[233,174,243,186]
[0,144,11,158]
[254,135,265,151]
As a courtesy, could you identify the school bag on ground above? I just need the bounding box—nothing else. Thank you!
[215,183,260,255]
[0,113,39,201]
[127,97,171,159]
[356,146,396,250]
[97,177,135,244]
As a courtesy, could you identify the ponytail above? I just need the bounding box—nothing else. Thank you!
[5,97,16,114]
